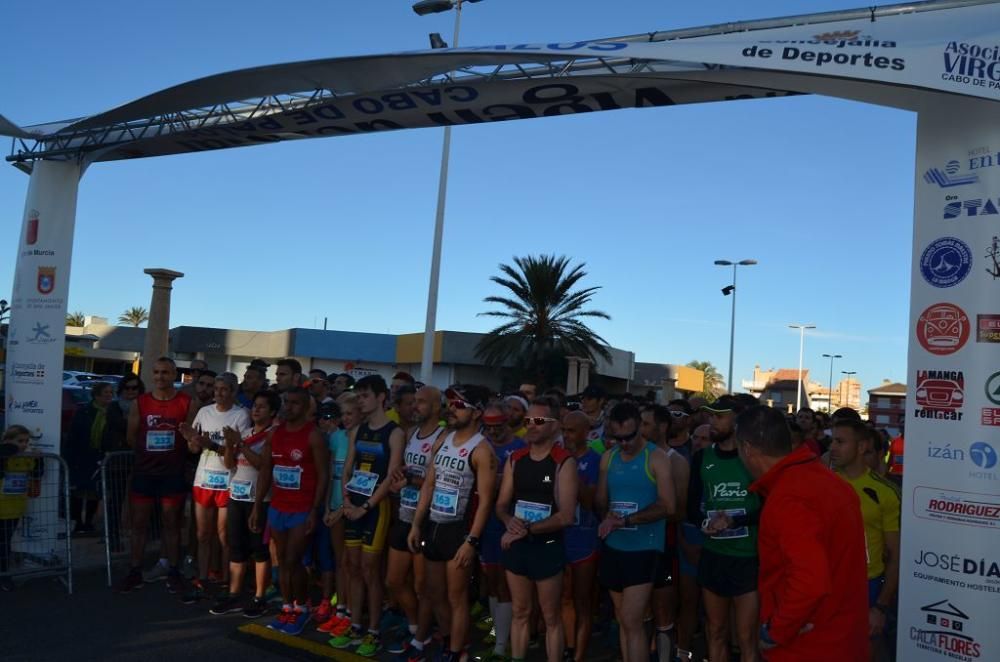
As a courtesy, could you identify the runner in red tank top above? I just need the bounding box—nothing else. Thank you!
[117,357,197,595]
[251,387,329,636]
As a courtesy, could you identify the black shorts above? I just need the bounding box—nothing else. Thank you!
[653,549,677,589]
[502,536,565,581]
[389,519,413,553]
[598,544,661,592]
[344,500,390,554]
[697,547,758,597]
[227,499,268,563]
[422,521,467,563]
[130,473,188,505]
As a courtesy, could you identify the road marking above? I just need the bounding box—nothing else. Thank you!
[238,623,360,660]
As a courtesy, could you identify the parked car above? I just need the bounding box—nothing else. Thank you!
[0,385,93,445]
[63,371,100,387]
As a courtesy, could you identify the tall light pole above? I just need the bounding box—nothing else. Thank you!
[715,259,757,393]
[842,370,857,409]
[414,0,483,384]
[789,323,816,411]
[822,353,842,412]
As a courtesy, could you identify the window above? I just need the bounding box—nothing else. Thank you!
[875,415,890,424]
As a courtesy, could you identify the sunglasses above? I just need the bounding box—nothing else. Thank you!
[608,429,639,443]
[448,399,479,411]
[525,416,557,426]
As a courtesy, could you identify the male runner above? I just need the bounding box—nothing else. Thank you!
[687,395,760,662]
[330,375,404,656]
[559,411,600,662]
[386,385,444,657]
[308,369,333,404]
[274,358,303,393]
[829,419,900,661]
[497,398,578,662]
[118,357,198,594]
[407,385,497,662]
[387,372,416,424]
[596,402,675,662]
[180,372,252,603]
[251,387,329,635]
[666,399,693,461]
[795,407,822,456]
[211,390,280,617]
[331,373,356,398]
[182,359,208,400]
[579,385,607,448]
[504,395,529,439]
[394,385,418,439]
[237,363,266,409]
[192,369,217,409]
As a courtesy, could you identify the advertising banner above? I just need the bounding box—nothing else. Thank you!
[4,159,80,561]
[899,96,1000,661]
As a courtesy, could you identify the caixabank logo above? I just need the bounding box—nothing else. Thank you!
[911,599,981,659]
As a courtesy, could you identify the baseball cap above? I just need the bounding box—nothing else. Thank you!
[580,384,607,400]
[445,384,491,410]
[701,394,745,414]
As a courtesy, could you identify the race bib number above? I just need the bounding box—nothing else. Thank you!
[274,465,302,491]
[346,470,378,497]
[201,469,230,491]
[706,508,749,540]
[406,466,426,480]
[2,472,28,496]
[400,486,420,512]
[230,479,253,501]
[431,486,459,517]
[146,430,174,452]
[514,500,552,523]
[610,501,639,531]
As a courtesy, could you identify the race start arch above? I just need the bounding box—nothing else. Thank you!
[4,0,999,658]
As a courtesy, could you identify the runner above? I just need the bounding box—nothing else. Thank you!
[330,375,404,657]
[677,420,712,653]
[386,385,444,658]
[193,369,217,409]
[118,357,198,594]
[407,385,497,662]
[558,410,600,662]
[794,407,822,456]
[210,390,280,617]
[308,402,342,625]
[308,369,332,405]
[393,385,418,439]
[274,358,302,394]
[579,385,607,449]
[596,402,675,662]
[477,401,526,662]
[829,419,901,661]
[250,387,330,635]
[237,363,267,409]
[331,373,356,398]
[504,395,529,439]
[179,372,252,604]
[496,398,577,662]
[687,395,760,662]
[387,372,416,425]
[666,399,693,462]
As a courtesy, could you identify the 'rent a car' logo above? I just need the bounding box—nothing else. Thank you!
[917,303,970,355]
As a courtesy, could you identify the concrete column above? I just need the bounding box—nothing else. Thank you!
[566,357,580,394]
[661,364,679,403]
[578,359,591,391]
[141,268,184,384]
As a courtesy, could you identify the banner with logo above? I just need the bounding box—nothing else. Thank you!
[900,95,1000,662]
[4,160,80,560]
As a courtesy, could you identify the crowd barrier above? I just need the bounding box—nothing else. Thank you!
[1,453,73,594]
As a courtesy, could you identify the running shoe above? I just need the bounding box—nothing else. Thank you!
[267,606,293,630]
[356,633,382,658]
[115,568,144,594]
[386,631,413,655]
[398,644,427,662]
[142,562,169,583]
[181,580,207,604]
[329,627,364,649]
[317,612,350,634]
[264,584,282,605]
[207,570,225,585]
[314,601,333,625]
[243,597,268,619]
[282,607,311,636]
[482,628,496,646]
[473,649,510,662]
[165,571,184,595]
[475,616,494,632]
[209,592,244,616]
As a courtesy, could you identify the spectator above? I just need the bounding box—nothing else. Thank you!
[1,425,43,591]
[66,382,117,534]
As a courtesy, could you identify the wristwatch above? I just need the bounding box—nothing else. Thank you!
[362,501,372,511]
[465,535,480,548]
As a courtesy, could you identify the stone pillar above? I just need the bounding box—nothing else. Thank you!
[566,356,580,395]
[577,359,592,391]
[141,268,184,384]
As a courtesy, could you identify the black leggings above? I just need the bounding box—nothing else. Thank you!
[0,518,18,573]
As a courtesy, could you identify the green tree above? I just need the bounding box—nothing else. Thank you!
[687,359,726,398]
[118,306,149,327]
[475,255,611,388]
[66,311,86,327]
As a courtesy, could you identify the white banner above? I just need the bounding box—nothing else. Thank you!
[5,160,80,560]
[899,96,1000,661]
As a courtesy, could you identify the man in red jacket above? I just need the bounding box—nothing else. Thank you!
[736,405,869,661]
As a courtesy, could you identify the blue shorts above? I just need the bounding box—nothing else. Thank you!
[267,506,310,533]
[303,518,335,572]
[868,576,885,607]
[480,518,504,566]
[679,523,704,577]
[564,525,599,565]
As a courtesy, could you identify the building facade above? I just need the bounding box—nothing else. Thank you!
[867,381,907,433]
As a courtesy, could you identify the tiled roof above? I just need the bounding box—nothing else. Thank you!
[868,382,907,395]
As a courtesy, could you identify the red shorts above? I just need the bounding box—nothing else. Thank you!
[192,485,229,509]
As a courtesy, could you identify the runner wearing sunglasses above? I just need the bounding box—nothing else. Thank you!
[407,385,498,662]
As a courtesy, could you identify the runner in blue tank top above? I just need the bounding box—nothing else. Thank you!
[597,402,675,662]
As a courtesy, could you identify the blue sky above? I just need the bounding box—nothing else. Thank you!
[0,0,914,395]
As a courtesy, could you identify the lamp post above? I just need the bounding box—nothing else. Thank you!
[715,259,757,393]
[789,323,816,411]
[842,370,857,409]
[822,353,842,412]
[414,0,483,385]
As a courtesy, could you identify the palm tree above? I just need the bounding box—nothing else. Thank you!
[66,311,86,327]
[475,255,611,387]
[687,360,726,398]
[118,306,149,327]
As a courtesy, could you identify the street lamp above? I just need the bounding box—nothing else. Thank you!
[822,353,842,412]
[789,324,816,411]
[715,259,757,393]
[842,370,857,409]
[415,0,484,384]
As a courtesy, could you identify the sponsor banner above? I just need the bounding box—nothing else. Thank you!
[901,97,1000,660]
[4,160,79,561]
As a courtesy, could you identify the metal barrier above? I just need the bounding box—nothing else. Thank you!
[1,452,73,594]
